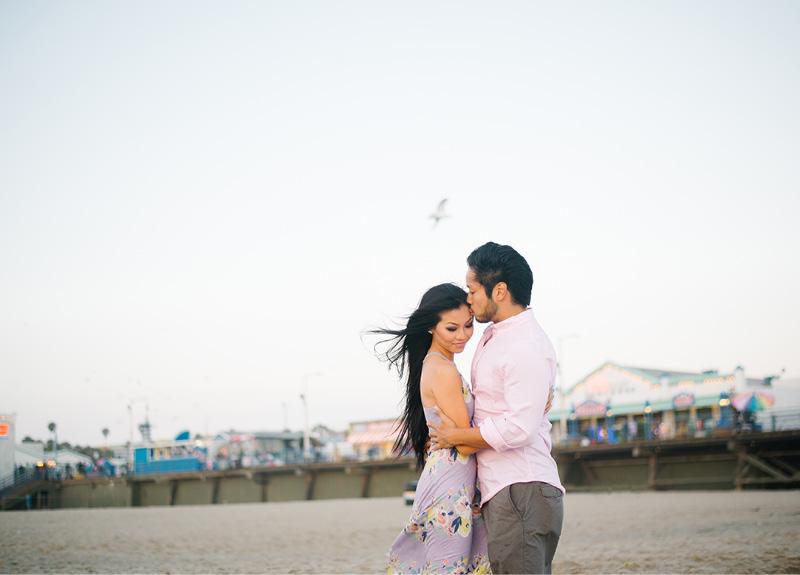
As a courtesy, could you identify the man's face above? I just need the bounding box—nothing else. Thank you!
[466,268,498,323]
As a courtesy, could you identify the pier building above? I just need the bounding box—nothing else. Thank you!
[548,362,792,447]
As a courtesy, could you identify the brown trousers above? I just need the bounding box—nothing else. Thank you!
[482,481,564,574]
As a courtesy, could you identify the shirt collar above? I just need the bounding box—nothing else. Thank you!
[486,308,533,337]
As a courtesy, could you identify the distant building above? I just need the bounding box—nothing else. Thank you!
[549,362,776,446]
[312,425,351,462]
[45,448,93,473]
[346,419,401,460]
[207,430,328,468]
[251,431,310,463]
[757,377,800,431]
[15,441,45,468]
[0,414,16,477]
[133,439,202,475]
[248,430,311,465]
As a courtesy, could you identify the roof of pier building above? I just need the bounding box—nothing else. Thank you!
[548,362,769,420]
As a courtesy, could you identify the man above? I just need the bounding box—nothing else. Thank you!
[428,241,564,574]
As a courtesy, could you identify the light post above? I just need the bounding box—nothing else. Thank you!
[127,397,146,475]
[557,334,579,447]
[301,373,322,461]
[718,392,731,428]
[568,407,578,440]
[47,422,58,477]
[605,401,615,444]
[644,401,653,441]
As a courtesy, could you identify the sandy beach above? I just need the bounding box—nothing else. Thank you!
[1,490,799,574]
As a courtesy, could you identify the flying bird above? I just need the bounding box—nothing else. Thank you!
[429,199,450,228]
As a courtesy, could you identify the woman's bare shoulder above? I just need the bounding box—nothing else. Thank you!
[422,356,462,389]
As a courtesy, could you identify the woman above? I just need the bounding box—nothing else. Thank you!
[370,283,491,574]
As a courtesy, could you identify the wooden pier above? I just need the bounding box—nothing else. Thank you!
[5,429,799,510]
[554,428,800,491]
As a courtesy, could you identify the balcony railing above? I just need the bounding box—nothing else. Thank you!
[562,407,800,447]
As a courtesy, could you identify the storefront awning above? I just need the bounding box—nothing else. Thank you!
[346,428,399,445]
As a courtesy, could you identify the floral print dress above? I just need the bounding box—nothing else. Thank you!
[388,354,491,574]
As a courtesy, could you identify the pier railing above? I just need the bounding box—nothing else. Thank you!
[0,470,46,510]
[756,408,800,432]
[564,407,800,446]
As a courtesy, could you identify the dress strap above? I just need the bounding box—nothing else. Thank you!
[424,352,457,368]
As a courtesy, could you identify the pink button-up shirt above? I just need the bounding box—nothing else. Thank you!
[472,309,565,504]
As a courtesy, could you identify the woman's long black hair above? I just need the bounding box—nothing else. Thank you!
[368,283,468,469]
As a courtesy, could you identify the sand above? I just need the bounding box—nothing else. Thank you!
[1,490,799,574]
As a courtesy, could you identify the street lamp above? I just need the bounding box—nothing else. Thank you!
[557,334,579,447]
[605,401,615,444]
[301,373,322,461]
[718,392,731,428]
[127,397,146,475]
[47,422,58,476]
[568,408,578,439]
[644,401,653,440]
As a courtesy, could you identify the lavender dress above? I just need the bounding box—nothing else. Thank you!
[388,353,491,575]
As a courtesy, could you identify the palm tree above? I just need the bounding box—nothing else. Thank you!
[102,428,109,454]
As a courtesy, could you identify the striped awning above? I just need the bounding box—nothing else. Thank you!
[346,428,399,445]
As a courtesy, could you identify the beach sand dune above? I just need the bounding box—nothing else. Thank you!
[1,490,798,574]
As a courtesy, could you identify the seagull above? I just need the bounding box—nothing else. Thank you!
[429,199,450,228]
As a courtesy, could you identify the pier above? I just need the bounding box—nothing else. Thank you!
[3,428,799,510]
[556,428,800,491]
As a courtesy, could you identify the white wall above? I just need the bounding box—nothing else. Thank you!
[0,414,16,477]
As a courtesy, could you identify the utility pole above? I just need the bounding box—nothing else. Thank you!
[301,373,322,461]
[127,397,146,474]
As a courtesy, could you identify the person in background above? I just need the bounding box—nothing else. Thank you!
[628,417,638,441]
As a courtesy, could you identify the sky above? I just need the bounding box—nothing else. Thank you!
[1,1,798,448]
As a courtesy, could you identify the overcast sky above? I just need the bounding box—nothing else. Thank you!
[2,1,798,447]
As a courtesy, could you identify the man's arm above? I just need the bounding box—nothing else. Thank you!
[429,349,555,452]
[428,407,491,451]
[429,376,555,452]
[479,349,554,452]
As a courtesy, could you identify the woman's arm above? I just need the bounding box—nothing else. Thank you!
[424,359,482,456]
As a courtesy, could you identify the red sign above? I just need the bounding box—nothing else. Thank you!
[673,393,695,409]
[0,423,9,438]
[575,400,607,418]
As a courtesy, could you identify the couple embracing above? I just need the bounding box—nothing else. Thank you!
[372,242,564,575]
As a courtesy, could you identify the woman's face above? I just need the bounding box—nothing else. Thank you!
[431,304,474,355]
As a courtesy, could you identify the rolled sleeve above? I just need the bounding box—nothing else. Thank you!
[478,345,554,452]
[478,417,513,452]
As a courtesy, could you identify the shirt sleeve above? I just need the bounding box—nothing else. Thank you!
[478,343,554,452]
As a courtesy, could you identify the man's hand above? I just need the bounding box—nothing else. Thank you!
[544,385,555,414]
[427,406,457,450]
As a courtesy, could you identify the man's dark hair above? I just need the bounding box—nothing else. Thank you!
[467,241,533,307]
